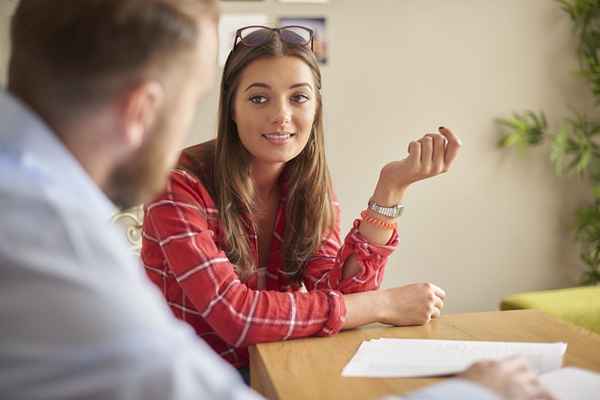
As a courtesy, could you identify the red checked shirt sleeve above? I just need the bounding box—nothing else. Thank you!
[142,170,346,348]
[303,200,399,293]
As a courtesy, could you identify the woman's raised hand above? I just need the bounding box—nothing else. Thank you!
[374,127,462,204]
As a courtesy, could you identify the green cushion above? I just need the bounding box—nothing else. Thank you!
[501,286,600,334]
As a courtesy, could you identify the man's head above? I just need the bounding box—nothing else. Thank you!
[8,0,218,209]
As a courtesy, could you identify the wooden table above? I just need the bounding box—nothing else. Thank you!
[249,310,600,400]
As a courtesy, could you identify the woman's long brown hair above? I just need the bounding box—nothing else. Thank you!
[189,30,334,282]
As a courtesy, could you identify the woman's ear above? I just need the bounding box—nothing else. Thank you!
[120,81,165,149]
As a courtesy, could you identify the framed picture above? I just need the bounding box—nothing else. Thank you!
[219,14,269,66]
[278,0,329,3]
[279,16,328,64]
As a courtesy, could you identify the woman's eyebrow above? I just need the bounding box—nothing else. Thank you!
[244,82,314,92]
[290,83,313,92]
[245,82,271,92]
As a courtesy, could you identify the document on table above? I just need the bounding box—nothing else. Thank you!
[540,367,600,400]
[341,338,567,378]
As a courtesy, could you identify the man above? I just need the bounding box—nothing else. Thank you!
[0,1,553,399]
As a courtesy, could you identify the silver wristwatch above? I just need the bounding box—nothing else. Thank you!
[367,199,404,219]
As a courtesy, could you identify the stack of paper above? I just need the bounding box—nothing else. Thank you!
[341,339,567,378]
[342,339,600,399]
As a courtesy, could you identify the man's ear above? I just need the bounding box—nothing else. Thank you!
[120,81,165,149]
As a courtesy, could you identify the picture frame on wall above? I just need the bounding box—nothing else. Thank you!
[218,14,270,66]
[278,0,329,3]
[279,16,328,65]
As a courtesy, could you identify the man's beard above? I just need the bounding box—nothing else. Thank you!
[106,116,173,210]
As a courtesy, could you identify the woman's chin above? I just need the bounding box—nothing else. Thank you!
[252,147,304,165]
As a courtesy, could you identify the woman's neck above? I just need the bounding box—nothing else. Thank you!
[250,160,285,202]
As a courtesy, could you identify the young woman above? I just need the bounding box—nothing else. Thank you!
[141,26,460,373]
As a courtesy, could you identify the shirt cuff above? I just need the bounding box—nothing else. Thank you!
[337,219,399,289]
[317,290,346,337]
[347,219,399,259]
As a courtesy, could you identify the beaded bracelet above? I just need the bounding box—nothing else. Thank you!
[360,210,397,231]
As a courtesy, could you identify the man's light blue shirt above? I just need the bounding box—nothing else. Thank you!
[0,89,498,400]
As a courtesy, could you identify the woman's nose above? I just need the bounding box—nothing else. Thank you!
[271,103,292,128]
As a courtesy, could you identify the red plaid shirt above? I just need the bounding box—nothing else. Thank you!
[141,146,399,368]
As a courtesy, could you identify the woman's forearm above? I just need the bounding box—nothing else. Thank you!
[358,181,407,245]
[340,182,406,280]
[342,290,386,329]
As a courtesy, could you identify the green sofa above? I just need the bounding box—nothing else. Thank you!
[501,286,600,335]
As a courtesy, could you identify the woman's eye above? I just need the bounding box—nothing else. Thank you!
[249,96,268,104]
[291,94,310,104]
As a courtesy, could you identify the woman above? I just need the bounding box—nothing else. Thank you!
[141,26,460,374]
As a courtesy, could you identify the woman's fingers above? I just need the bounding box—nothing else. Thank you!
[393,127,460,186]
[426,133,446,174]
[433,296,444,312]
[407,140,420,162]
[430,307,441,319]
[431,284,446,300]
[419,136,433,171]
[438,126,461,170]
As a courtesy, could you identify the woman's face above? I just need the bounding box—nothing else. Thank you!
[233,55,318,167]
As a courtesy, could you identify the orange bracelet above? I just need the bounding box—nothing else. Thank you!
[360,210,397,231]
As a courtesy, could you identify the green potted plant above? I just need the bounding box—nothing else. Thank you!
[497,0,600,285]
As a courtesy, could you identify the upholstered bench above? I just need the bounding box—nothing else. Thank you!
[500,286,600,334]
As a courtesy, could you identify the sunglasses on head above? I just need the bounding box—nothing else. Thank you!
[234,25,314,51]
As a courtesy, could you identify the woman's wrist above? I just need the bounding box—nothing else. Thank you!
[371,179,408,207]
[374,289,390,323]
[343,290,386,329]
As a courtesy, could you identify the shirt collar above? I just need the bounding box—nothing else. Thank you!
[0,89,118,218]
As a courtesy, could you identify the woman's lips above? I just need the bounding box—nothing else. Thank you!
[262,132,296,144]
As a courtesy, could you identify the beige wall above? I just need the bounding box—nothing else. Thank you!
[0,1,591,313]
[0,1,13,82]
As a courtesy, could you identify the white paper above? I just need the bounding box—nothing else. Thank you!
[341,339,567,378]
[540,367,600,400]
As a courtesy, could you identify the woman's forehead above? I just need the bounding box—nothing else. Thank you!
[238,56,315,90]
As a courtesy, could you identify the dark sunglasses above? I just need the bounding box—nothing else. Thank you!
[234,25,314,51]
